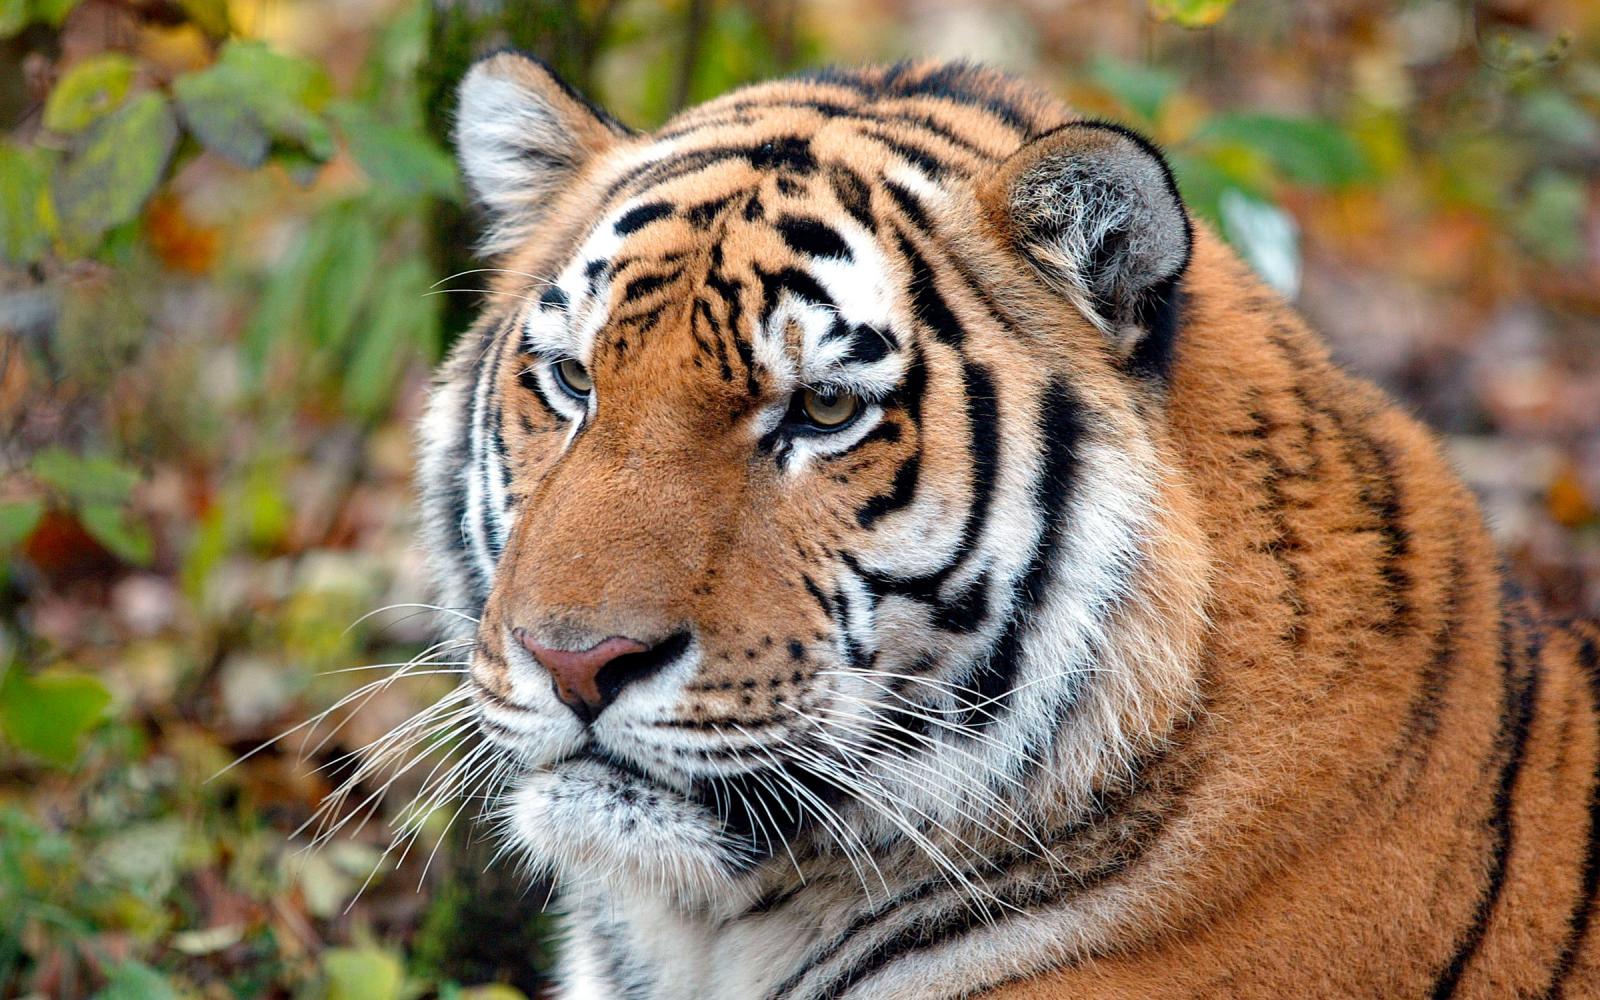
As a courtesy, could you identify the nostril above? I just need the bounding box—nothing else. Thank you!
[515,629,689,723]
[594,630,691,708]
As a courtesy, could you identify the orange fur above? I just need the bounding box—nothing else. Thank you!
[433,57,1600,997]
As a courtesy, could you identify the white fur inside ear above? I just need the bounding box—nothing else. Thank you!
[454,63,588,254]
[1008,128,1189,337]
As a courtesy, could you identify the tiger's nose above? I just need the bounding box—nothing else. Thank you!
[513,630,653,723]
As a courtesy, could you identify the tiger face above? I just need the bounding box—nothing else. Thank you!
[423,55,1210,907]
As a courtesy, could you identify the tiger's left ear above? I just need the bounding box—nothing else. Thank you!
[982,122,1192,378]
[455,50,632,254]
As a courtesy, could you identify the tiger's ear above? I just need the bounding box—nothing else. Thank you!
[983,122,1192,377]
[454,51,631,254]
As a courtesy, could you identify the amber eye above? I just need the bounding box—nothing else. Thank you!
[799,388,860,429]
[551,358,593,398]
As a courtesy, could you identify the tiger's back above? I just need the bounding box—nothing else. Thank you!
[425,56,1600,998]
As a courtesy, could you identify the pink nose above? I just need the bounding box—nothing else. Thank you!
[514,630,649,722]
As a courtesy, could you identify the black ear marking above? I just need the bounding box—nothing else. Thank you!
[995,120,1193,379]
[454,50,632,254]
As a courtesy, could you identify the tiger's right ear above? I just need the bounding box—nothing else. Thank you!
[981,121,1192,379]
[455,51,632,254]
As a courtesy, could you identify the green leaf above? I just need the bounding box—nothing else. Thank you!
[79,502,153,566]
[33,0,81,27]
[173,40,334,169]
[459,988,529,1000]
[331,102,459,200]
[1196,114,1372,188]
[0,499,44,552]
[1516,170,1587,265]
[177,0,228,36]
[0,0,74,35]
[322,947,404,1000]
[1150,0,1235,27]
[242,220,325,379]
[179,506,227,606]
[0,667,112,767]
[51,92,177,251]
[43,54,136,133]
[0,0,24,37]
[343,257,435,418]
[1519,90,1600,149]
[30,448,140,506]
[92,961,179,1000]
[0,141,55,265]
[306,209,379,351]
[1087,55,1181,123]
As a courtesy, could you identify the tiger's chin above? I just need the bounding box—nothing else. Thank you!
[502,756,756,906]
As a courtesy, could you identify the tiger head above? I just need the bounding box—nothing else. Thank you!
[422,54,1212,908]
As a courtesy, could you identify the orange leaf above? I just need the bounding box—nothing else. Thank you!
[145,193,220,276]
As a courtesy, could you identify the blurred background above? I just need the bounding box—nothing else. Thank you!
[0,0,1597,997]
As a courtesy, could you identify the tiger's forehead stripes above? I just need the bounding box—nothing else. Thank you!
[517,158,920,412]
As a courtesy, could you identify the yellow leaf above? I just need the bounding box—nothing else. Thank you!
[1150,0,1235,28]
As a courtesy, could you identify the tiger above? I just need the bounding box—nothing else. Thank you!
[414,52,1600,999]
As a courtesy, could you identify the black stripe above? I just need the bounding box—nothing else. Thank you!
[795,876,1056,1000]
[1541,630,1600,998]
[686,194,736,227]
[516,362,541,397]
[766,872,954,999]
[692,297,734,383]
[757,266,834,314]
[957,379,1084,728]
[851,356,985,553]
[703,264,751,392]
[731,327,761,399]
[883,180,930,232]
[875,109,992,157]
[766,708,1195,1000]
[1386,541,1467,798]
[436,331,494,605]
[847,361,1001,632]
[828,165,874,230]
[895,229,963,346]
[488,389,510,561]
[860,128,959,179]
[854,420,901,449]
[775,216,852,261]
[887,62,1037,134]
[856,456,920,528]
[657,99,995,165]
[601,136,816,205]
[613,201,673,235]
[1364,434,1415,634]
[1430,593,1540,998]
[836,321,894,365]
[802,574,834,616]
[929,572,989,633]
[619,269,681,304]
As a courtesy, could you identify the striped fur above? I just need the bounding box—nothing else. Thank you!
[417,55,1600,998]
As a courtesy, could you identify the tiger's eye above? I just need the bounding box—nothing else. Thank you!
[800,388,859,429]
[553,358,593,397]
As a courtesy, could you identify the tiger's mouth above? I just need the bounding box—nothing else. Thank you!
[499,750,765,900]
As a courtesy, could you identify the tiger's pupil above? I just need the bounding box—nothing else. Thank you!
[800,389,859,428]
[553,358,593,397]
